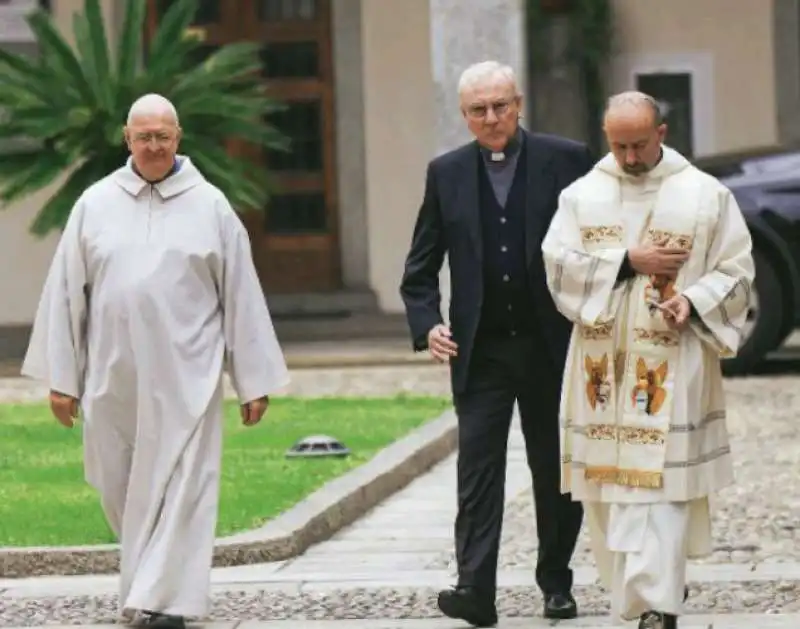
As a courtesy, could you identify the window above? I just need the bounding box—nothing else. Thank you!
[260,42,319,79]
[265,101,323,171]
[619,53,715,157]
[265,192,327,233]
[636,73,694,158]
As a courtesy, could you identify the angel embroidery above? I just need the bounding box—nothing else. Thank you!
[645,274,677,315]
[585,354,612,411]
[631,357,668,415]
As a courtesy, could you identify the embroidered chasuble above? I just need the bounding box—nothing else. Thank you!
[542,146,755,506]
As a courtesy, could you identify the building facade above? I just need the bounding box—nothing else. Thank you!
[0,0,795,334]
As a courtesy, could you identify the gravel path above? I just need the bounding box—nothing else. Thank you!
[425,375,800,571]
[2,580,799,626]
[3,370,800,625]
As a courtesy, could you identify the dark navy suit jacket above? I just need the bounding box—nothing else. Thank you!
[399,129,594,394]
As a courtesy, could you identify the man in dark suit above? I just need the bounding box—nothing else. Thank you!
[399,61,594,627]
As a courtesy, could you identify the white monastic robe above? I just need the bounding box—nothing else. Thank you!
[22,155,290,619]
[541,146,754,622]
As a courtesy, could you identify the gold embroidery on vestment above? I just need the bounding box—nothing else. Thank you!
[585,423,616,440]
[580,225,623,244]
[644,274,678,314]
[617,426,666,445]
[631,357,669,415]
[633,328,679,347]
[584,424,666,445]
[584,354,612,411]
[646,229,694,250]
[585,466,664,489]
[580,321,613,340]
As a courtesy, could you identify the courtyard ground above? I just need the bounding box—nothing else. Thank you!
[2,338,800,627]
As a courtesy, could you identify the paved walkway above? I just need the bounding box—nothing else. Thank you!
[3,362,800,625]
[3,415,800,626]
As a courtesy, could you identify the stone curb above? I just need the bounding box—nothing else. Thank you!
[285,353,430,370]
[0,409,458,578]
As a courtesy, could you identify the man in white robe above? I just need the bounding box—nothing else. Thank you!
[22,93,290,628]
[541,91,755,629]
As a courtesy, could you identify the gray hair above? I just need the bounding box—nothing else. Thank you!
[457,61,520,99]
[604,91,664,126]
[126,93,180,126]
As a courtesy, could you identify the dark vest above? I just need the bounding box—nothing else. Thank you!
[475,144,539,339]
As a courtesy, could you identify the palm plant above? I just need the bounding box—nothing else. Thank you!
[0,0,288,236]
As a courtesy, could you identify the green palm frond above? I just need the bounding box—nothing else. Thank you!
[0,0,289,237]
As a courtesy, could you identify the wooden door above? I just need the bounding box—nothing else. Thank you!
[144,0,340,294]
[145,1,240,58]
[241,0,339,293]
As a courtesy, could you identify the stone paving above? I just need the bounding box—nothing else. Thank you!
[2,363,800,626]
[3,618,800,629]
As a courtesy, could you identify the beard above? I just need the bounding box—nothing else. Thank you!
[622,161,650,176]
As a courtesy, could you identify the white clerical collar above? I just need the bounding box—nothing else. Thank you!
[480,128,523,164]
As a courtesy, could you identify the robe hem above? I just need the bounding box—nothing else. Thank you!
[585,466,663,489]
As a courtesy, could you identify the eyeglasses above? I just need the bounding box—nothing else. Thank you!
[131,132,175,146]
[465,99,515,119]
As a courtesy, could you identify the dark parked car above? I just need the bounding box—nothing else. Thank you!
[694,145,800,374]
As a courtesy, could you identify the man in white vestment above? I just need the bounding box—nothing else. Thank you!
[22,93,290,628]
[541,91,755,629]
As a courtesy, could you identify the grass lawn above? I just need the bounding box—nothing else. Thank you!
[0,395,450,547]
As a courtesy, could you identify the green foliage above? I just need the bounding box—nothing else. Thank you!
[0,0,289,236]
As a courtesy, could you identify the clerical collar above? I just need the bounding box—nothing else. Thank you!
[479,127,523,163]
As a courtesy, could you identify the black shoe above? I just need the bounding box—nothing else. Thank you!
[684,585,689,602]
[436,586,498,628]
[140,612,186,629]
[638,611,677,629]
[543,591,578,619]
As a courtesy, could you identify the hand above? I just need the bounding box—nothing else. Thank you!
[49,391,78,428]
[427,324,458,363]
[628,238,690,277]
[240,396,269,426]
[659,294,692,331]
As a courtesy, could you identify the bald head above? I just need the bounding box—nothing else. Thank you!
[603,91,663,128]
[124,93,182,182]
[603,91,667,176]
[127,93,179,126]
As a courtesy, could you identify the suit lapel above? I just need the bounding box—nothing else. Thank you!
[456,142,483,263]
[523,132,556,265]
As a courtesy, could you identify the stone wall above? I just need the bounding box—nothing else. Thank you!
[429,0,527,156]
[426,0,526,319]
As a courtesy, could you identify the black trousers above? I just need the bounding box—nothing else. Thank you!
[452,333,583,598]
